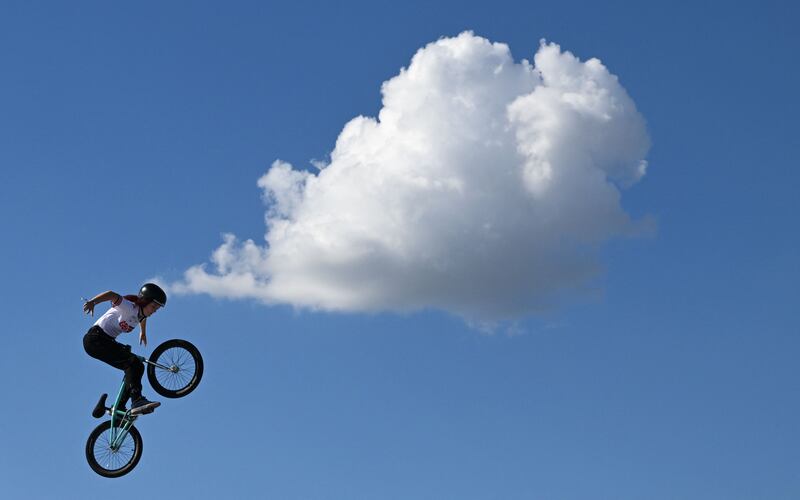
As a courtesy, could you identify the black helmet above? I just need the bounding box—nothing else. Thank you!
[139,283,167,307]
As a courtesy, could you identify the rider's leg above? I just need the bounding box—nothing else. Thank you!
[124,357,145,403]
[83,326,144,408]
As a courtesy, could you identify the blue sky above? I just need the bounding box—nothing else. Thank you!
[1,1,798,498]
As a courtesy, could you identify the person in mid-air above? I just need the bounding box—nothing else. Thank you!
[83,283,167,415]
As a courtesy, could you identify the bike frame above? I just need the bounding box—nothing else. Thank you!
[107,354,176,451]
[108,377,136,450]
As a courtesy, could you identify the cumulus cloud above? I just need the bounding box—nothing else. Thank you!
[171,32,651,322]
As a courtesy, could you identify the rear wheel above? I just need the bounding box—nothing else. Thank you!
[147,339,204,398]
[86,420,143,478]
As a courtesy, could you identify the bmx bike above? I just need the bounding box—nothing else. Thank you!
[85,339,203,478]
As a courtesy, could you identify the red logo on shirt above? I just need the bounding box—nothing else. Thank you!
[119,321,134,333]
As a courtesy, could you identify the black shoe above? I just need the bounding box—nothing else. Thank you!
[130,396,161,415]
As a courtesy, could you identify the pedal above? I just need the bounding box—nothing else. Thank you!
[92,393,108,418]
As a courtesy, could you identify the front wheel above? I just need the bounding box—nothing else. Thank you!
[86,420,143,478]
[147,339,204,398]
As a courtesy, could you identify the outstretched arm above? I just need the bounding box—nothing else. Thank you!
[83,291,121,317]
[139,317,148,347]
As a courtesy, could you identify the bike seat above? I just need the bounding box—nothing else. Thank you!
[92,393,108,418]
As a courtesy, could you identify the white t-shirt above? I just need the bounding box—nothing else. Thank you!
[94,296,141,339]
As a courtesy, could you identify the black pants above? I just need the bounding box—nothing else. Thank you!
[84,326,144,407]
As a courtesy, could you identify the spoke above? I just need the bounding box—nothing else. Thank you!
[154,348,197,391]
[93,426,136,472]
[95,446,110,464]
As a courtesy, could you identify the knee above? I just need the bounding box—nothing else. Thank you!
[83,333,98,357]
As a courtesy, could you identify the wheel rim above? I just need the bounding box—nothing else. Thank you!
[154,347,197,392]
[93,427,137,472]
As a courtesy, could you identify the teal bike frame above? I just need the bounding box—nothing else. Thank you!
[106,353,179,451]
[107,377,136,451]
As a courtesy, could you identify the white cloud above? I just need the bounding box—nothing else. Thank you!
[172,32,651,322]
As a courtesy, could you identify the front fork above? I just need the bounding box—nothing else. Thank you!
[140,353,180,374]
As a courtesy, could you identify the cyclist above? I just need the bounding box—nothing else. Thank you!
[83,283,167,415]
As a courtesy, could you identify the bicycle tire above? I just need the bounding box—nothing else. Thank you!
[147,339,204,398]
[86,420,143,478]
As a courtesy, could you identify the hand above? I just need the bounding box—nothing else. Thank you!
[83,300,95,316]
[139,332,147,347]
